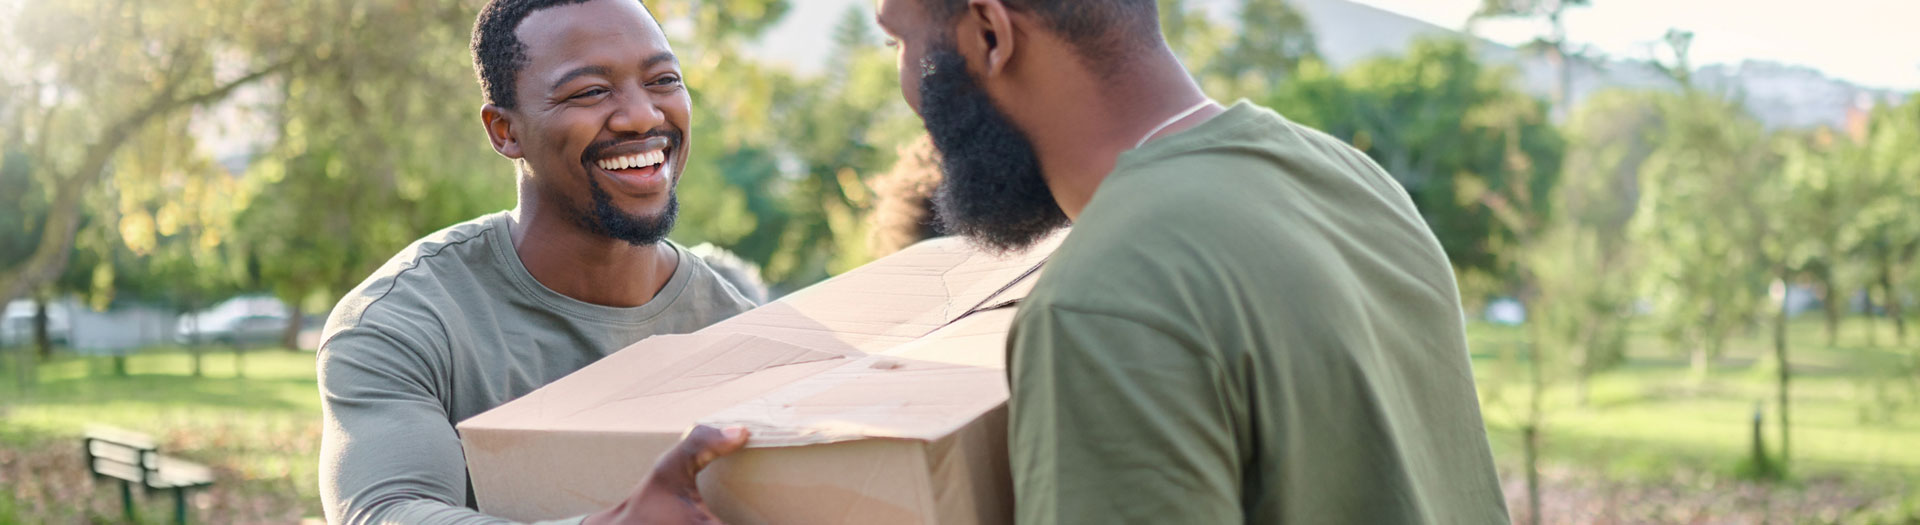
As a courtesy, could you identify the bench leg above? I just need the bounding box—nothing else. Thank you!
[174,488,190,525]
[120,480,136,522]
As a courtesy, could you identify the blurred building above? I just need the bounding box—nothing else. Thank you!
[1286,0,1906,128]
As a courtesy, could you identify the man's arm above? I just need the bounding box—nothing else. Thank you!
[318,326,529,524]
[1008,305,1245,524]
[320,325,748,525]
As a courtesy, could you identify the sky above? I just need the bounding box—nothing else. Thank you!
[751,0,1920,91]
[1359,0,1920,91]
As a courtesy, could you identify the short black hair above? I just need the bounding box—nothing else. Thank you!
[472,0,637,109]
[924,0,1159,69]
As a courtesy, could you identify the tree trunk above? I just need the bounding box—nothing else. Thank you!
[1884,264,1905,346]
[1525,340,1544,525]
[12,342,32,393]
[188,312,204,378]
[1820,269,1840,347]
[32,294,51,361]
[1865,285,1879,348]
[1574,364,1591,408]
[1774,268,1792,470]
[1523,423,1541,525]
[282,301,303,351]
[1750,404,1770,477]
[1690,341,1712,380]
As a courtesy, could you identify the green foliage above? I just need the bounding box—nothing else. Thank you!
[1523,90,1662,395]
[1206,0,1318,98]
[667,3,919,290]
[233,0,510,310]
[0,147,42,270]
[1269,38,1565,294]
[1630,90,1777,370]
[0,0,315,305]
[1156,0,1316,100]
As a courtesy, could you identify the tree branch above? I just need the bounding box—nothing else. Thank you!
[0,59,294,306]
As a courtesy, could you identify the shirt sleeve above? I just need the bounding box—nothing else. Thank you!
[1008,304,1244,524]
[318,326,585,525]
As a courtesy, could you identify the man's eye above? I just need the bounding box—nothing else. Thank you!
[570,88,607,100]
[651,76,683,87]
[884,38,900,49]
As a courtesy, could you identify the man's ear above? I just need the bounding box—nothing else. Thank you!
[963,0,1019,78]
[481,104,524,160]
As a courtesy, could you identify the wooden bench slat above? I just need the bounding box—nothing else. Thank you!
[84,427,157,449]
[91,458,146,483]
[152,455,216,488]
[87,441,148,466]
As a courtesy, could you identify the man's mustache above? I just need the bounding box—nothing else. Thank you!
[582,128,683,162]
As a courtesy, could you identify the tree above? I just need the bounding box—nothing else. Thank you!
[232,0,520,346]
[1,117,50,366]
[1779,128,1871,346]
[661,3,921,291]
[0,0,301,307]
[1632,90,1775,379]
[1207,0,1317,98]
[1530,89,1658,406]
[1850,100,1920,346]
[1469,0,1593,121]
[1270,38,1565,297]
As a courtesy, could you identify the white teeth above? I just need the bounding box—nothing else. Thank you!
[598,151,667,171]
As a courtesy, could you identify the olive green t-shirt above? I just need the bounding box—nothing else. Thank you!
[317,212,755,524]
[1009,101,1507,524]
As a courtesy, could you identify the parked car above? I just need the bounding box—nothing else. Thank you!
[1,299,72,347]
[176,296,289,346]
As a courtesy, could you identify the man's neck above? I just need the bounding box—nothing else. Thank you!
[1017,47,1222,221]
[507,198,678,308]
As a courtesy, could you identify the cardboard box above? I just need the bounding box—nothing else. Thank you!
[458,234,1061,523]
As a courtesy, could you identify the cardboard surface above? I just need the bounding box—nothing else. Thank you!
[458,234,1058,523]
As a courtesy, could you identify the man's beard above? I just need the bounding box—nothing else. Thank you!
[575,176,678,246]
[919,43,1069,253]
[571,129,682,246]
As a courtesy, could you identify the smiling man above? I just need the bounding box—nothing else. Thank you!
[316,1,758,523]
[867,0,1510,523]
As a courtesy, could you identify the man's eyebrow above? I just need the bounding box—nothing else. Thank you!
[549,65,611,92]
[642,52,678,70]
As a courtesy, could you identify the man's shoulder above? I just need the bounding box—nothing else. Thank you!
[1034,103,1436,320]
[321,213,507,349]
[671,244,761,318]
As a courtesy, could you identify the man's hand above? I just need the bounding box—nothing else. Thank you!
[585,425,751,525]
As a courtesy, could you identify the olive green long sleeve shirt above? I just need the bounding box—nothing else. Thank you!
[1009,102,1508,524]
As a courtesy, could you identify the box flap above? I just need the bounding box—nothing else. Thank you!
[697,309,1019,447]
[459,333,853,434]
[698,235,1058,354]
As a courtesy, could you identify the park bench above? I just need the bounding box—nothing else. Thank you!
[82,426,216,524]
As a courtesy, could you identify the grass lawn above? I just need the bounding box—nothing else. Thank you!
[1,316,1917,523]
[0,347,322,524]
[1469,318,1920,479]
[1469,317,1920,523]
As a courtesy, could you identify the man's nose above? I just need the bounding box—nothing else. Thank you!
[608,87,665,133]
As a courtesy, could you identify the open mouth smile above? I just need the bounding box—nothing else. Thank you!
[587,135,675,195]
